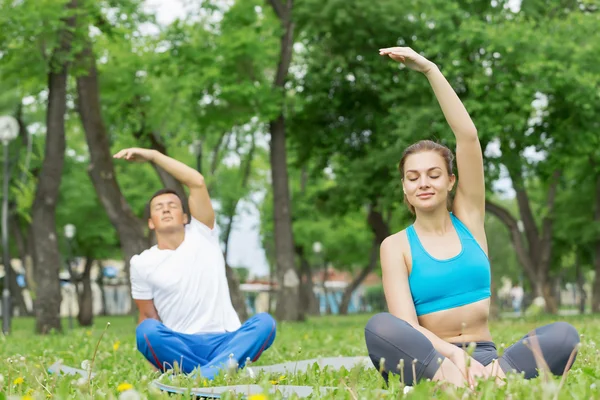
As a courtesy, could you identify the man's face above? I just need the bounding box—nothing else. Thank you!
[148,193,187,233]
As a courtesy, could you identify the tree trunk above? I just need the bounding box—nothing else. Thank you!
[75,41,148,281]
[9,106,36,316]
[297,246,320,316]
[268,0,301,322]
[339,240,378,315]
[485,169,561,313]
[77,257,94,326]
[8,214,31,315]
[592,174,600,312]
[338,206,391,314]
[97,260,107,315]
[31,1,77,333]
[31,1,78,333]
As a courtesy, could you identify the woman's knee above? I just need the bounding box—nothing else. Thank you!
[553,322,580,349]
[548,322,580,366]
[365,313,406,345]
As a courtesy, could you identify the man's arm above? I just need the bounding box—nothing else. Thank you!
[135,299,160,325]
[113,147,215,229]
[150,151,215,229]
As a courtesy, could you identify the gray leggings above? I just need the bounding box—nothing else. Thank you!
[365,313,580,385]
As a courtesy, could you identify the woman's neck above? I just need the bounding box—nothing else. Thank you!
[413,207,452,235]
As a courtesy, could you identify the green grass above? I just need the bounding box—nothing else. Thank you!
[1,313,598,399]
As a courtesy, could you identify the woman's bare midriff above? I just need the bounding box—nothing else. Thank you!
[417,298,493,344]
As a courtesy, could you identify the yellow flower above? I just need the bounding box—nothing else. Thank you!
[248,395,267,400]
[22,396,34,400]
[269,380,278,385]
[13,377,24,385]
[278,375,286,381]
[86,330,92,336]
[113,340,120,351]
[117,383,133,392]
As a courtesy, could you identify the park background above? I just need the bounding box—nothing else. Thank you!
[0,0,599,398]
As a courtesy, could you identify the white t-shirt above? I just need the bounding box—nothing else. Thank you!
[130,217,242,334]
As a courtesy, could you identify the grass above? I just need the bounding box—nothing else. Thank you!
[1,313,598,399]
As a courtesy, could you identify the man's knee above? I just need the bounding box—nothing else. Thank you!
[252,313,277,341]
[136,318,163,348]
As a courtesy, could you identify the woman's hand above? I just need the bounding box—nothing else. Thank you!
[379,46,436,74]
[450,350,489,388]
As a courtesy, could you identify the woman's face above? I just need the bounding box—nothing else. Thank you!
[402,151,455,213]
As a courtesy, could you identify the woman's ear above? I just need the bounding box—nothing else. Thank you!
[449,174,456,191]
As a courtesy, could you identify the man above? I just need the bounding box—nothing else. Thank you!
[114,147,276,379]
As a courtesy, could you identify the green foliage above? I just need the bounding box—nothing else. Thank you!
[364,284,386,312]
[56,154,120,260]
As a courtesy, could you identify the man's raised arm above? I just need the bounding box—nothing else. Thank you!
[114,148,215,229]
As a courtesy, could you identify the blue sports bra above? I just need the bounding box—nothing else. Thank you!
[406,213,491,316]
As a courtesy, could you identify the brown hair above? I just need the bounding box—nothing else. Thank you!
[145,188,187,219]
[398,140,455,214]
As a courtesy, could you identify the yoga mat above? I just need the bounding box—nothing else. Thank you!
[245,356,371,377]
[152,382,339,398]
[48,361,97,379]
[152,357,391,398]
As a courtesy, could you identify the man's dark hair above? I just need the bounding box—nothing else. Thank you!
[145,188,187,219]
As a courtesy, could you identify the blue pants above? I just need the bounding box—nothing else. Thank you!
[136,313,277,379]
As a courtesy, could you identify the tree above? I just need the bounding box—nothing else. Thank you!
[75,37,149,288]
[27,0,78,334]
[266,0,303,321]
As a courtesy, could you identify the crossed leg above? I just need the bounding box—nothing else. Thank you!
[365,313,580,387]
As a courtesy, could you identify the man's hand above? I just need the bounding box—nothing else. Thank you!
[113,147,157,163]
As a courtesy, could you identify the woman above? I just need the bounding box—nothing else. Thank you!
[364,47,580,388]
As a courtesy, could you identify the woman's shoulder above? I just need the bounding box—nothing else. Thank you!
[381,228,411,253]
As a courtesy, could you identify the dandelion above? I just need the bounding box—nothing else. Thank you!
[81,360,91,371]
[76,377,88,387]
[119,389,142,400]
[86,330,92,336]
[13,377,24,385]
[117,383,134,392]
[279,375,286,382]
[113,341,121,351]
[248,395,267,400]
[22,396,34,400]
